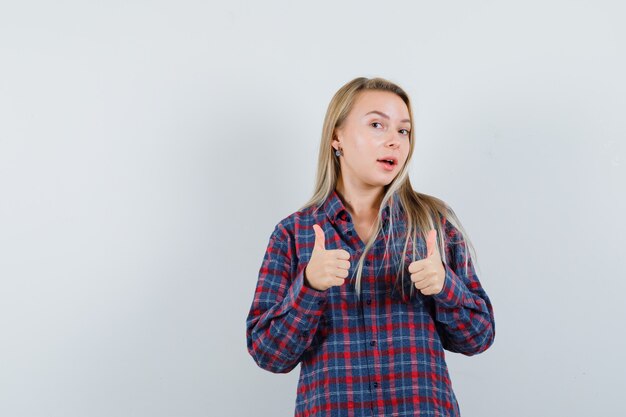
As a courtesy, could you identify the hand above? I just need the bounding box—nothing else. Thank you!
[408,229,446,295]
[304,224,351,291]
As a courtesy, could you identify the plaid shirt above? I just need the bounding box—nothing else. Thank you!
[246,189,495,416]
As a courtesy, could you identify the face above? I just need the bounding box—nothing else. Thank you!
[333,90,411,188]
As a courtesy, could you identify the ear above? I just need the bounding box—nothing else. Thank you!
[331,130,341,150]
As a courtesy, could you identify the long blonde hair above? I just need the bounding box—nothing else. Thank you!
[299,76,478,301]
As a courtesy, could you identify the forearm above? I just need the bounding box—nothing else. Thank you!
[431,264,495,355]
[246,269,328,373]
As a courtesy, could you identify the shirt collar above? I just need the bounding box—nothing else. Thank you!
[323,189,396,224]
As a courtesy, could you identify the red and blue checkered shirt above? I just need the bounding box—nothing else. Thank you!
[246,189,495,416]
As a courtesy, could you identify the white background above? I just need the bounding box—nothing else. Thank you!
[1,1,624,416]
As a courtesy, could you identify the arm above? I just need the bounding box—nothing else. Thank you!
[246,224,328,373]
[431,217,496,356]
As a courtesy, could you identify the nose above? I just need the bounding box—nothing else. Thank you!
[385,132,401,148]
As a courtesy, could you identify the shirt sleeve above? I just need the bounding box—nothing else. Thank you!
[246,223,329,373]
[430,216,496,356]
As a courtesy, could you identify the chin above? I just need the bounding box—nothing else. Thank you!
[384,171,401,181]
[367,177,396,188]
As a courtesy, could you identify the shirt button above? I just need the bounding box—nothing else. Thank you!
[370,340,376,347]
[365,261,371,266]
[366,299,372,305]
[347,230,353,236]
[373,382,379,388]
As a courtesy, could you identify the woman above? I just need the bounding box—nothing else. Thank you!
[246,76,495,416]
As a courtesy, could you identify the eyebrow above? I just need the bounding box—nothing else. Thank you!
[364,110,411,124]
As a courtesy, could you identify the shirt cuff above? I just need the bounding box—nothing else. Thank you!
[284,266,329,317]
[431,263,465,307]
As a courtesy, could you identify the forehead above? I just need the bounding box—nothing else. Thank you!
[351,90,410,120]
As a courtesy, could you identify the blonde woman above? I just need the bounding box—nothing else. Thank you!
[246,76,495,416]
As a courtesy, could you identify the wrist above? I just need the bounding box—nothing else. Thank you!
[304,267,324,292]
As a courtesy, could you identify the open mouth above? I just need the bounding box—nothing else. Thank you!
[377,158,397,166]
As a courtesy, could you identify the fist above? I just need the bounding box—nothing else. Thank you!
[408,229,446,296]
[304,224,351,291]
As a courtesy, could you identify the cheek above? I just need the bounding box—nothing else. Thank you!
[351,142,376,162]
[401,144,410,162]
[350,135,370,152]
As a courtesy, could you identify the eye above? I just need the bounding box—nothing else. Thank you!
[371,122,383,129]
[400,129,410,135]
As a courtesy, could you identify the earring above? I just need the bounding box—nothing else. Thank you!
[335,148,343,157]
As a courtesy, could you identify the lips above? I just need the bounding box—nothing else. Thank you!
[377,158,397,172]
[376,156,398,166]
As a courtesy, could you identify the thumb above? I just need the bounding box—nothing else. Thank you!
[426,229,439,258]
[312,224,326,251]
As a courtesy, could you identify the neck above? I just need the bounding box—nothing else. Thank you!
[335,175,385,218]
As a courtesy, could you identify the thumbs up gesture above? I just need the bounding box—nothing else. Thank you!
[408,229,446,295]
[304,224,351,291]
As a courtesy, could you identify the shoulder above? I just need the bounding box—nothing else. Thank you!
[409,190,464,244]
[268,203,324,246]
[410,190,455,224]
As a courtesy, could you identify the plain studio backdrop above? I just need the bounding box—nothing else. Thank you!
[1,1,624,416]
